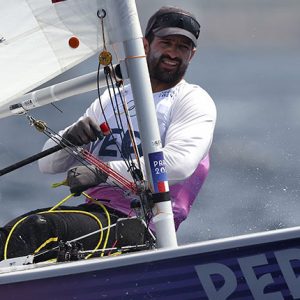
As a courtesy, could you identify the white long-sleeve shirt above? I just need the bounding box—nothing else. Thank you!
[39,79,216,229]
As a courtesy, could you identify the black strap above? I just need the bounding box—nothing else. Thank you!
[151,192,170,203]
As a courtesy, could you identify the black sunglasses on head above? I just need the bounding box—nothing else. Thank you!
[145,12,200,40]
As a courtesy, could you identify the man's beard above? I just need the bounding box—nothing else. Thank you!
[147,51,189,84]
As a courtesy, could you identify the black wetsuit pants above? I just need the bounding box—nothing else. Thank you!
[0,204,125,262]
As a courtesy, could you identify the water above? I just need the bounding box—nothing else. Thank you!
[0,0,299,245]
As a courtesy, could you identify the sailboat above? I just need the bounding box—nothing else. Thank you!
[1,0,300,299]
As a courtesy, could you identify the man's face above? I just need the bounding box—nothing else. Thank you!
[145,35,195,84]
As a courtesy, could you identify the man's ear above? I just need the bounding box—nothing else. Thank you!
[190,47,196,61]
[143,37,150,54]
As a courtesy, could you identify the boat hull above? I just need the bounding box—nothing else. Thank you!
[1,226,300,299]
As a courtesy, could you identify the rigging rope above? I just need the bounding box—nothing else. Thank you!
[97,9,143,183]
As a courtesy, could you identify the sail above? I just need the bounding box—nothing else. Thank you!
[0,0,108,116]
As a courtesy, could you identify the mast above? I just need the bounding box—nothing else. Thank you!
[107,0,178,248]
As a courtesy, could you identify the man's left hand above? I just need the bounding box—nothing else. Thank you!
[67,165,108,195]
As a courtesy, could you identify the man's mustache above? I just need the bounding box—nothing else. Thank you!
[159,55,182,65]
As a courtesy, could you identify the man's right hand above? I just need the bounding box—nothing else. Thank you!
[62,116,103,146]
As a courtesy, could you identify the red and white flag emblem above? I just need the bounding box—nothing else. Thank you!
[157,181,169,193]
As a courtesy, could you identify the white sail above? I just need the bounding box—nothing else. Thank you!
[0,0,146,118]
[0,0,106,116]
